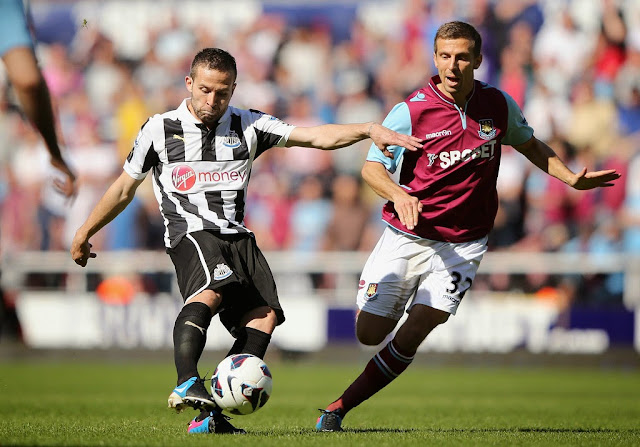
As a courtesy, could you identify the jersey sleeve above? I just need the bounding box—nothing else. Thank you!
[251,109,296,157]
[123,119,158,180]
[365,102,411,173]
[501,91,534,146]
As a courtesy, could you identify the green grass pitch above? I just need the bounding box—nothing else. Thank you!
[1,357,639,446]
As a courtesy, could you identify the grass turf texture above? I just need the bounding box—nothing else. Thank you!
[1,359,638,446]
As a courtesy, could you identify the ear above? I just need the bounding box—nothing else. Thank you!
[474,54,483,70]
[185,75,193,93]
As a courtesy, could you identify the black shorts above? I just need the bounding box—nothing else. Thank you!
[167,231,284,334]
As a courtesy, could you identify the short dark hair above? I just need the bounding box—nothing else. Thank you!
[190,48,237,80]
[434,21,482,57]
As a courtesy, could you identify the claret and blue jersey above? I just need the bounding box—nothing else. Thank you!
[367,75,534,243]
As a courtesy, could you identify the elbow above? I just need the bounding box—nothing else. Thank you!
[121,187,138,206]
[361,161,376,184]
[361,164,370,183]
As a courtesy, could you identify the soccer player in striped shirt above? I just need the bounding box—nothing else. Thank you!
[316,21,621,432]
[69,47,422,435]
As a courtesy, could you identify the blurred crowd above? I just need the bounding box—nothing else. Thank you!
[1,0,640,307]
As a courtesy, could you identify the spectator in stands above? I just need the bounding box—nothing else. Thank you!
[614,32,640,136]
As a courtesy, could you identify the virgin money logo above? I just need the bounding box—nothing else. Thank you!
[172,165,196,191]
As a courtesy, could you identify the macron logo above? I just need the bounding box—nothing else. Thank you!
[424,129,452,140]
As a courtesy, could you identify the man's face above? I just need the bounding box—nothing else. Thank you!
[186,65,236,127]
[433,38,482,102]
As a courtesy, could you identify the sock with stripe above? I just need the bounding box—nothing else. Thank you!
[326,339,414,417]
[173,302,212,384]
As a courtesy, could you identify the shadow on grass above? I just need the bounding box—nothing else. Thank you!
[346,427,637,434]
[253,427,640,436]
[433,428,639,434]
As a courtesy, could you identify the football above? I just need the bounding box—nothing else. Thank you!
[210,354,273,415]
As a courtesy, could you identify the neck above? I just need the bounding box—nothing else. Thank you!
[436,85,464,107]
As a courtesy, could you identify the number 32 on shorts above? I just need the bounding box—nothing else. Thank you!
[446,271,473,299]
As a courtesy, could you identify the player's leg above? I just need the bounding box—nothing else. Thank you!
[318,227,419,431]
[317,309,432,432]
[224,307,276,357]
[317,233,487,431]
[190,233,282,434]
[169,289,221,411]
[221,234,283,359]
[167,232,241,416]
[393,304,449,353]
[189,304,277,435]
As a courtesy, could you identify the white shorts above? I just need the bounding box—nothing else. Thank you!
[356,226,487,320]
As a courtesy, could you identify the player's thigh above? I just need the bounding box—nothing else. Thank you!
[355,227,422,344]
[411,237,487,315]
[239,306,277,334]
[188,289,223,313]
[167,231,241,305]
[218,236,283,336]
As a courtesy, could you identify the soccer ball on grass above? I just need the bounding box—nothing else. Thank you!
[211,354,272,415]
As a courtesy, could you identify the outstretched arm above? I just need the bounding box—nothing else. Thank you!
[70,172,144,266]
[286,122,423,155]
[361,160,422,230]
[514,136,621,189]
[3,47,77,197]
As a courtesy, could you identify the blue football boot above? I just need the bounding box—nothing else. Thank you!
[168,377,215,413]
[316,409,343,432]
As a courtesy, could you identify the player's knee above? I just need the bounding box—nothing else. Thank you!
[242,306,277,333]
[355,325,389,346]
[190,289,222,313]
[432,311,450,326]
[355,311,397,346]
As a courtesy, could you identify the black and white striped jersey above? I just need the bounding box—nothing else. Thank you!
[123,99,295,248]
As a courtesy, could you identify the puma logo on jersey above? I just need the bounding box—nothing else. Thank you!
[173,134,186,142]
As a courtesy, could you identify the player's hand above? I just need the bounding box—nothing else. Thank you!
[70,237,97,267]
[369,123,423,159]
[569,168,621,190]
[392,192,423,231]
[50,156,77,198]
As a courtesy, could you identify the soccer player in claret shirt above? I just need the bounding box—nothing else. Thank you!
[69,48,422,435]
[315,21,621,432]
